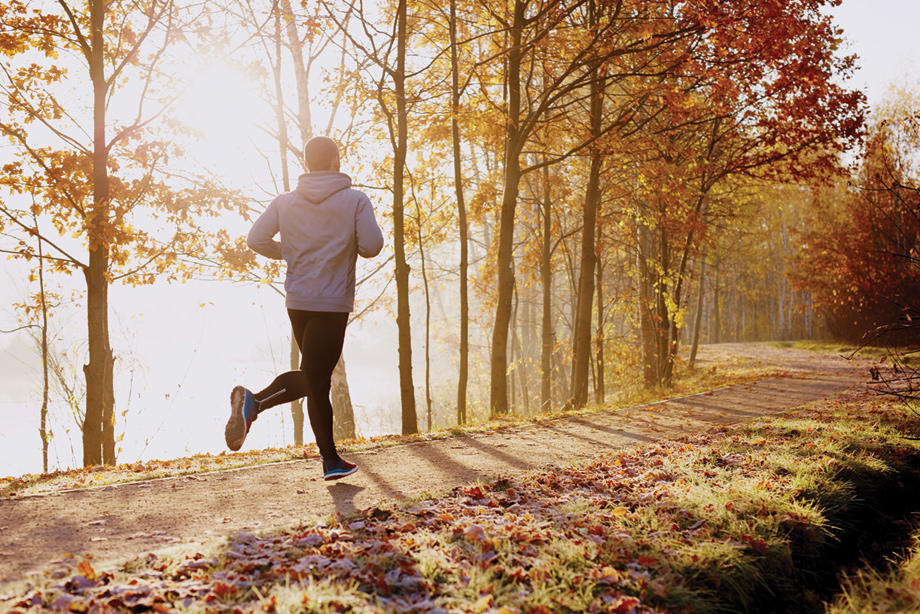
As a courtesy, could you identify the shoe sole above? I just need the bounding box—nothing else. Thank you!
[323,465,358,481]
[225,386,247,451]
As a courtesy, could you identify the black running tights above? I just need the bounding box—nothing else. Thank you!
[253,310,348,461]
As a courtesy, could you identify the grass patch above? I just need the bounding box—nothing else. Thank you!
[825,526,920,613]
[4,388,919,613]
[0,347,787,498]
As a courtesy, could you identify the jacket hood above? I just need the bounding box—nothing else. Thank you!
[296,171,352,204]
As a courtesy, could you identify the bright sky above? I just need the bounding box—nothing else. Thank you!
[3,1,920,477]
[829,0,920,107]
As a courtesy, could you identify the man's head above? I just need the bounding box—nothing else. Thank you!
[304,136,340,172]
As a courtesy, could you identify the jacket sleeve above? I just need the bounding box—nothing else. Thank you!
[355,194,384,258]
[247,198,284,260]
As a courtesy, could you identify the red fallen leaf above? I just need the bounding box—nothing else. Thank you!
[742,535,770,554]
[588,525,604,536]
[375,575,391,596]
[210,581,237,599]
[465,486,484,498]
[15,591,43,608]
[610,596,641,612]
[637,555,659,566]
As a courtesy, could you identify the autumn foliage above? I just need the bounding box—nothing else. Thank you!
[793,92,920,343]
[0,0,872,468]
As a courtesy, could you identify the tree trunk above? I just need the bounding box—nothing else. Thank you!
[36,214,49,473]
[271,3,305,446]
[569,63,604,410]
[280,0,312,146]
[512,290,530,413]
[450,0,469,426]
[415,197,433,430]
[290,338,305,445]
[84,0,116,467]
[779,201,789,339]
[712,260,721,343]
[393,0,417,434]
[331,356,355,440]
[661,226,696,387]
[594,231,605,405]
[540,163,553,413]
[688,256,706,368]
[637,223,657,387]
[489,0,524,417]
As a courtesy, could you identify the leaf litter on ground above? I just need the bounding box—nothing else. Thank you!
[4,385,919,613]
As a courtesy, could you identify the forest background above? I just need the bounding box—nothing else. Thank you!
[1,0,918,477]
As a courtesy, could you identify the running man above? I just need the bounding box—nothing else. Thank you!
[225,136,384,481]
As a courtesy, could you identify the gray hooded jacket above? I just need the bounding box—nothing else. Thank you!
[247,171,384,313]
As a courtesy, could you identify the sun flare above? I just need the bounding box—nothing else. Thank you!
[180,61,265,150]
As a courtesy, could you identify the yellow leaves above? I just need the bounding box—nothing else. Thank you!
[76,560,97,582]
[611,506,629,517]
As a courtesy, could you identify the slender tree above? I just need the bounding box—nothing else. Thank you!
[0,1,244,465]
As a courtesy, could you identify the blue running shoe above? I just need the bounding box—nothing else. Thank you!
[226,386,257,451]
[323,457,358,481]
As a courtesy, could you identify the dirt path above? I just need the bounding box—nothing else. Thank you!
[0,345,871,584]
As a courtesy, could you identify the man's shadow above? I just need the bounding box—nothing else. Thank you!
[326,482,365,517]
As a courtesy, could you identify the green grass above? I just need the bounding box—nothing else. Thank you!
[5,388,919,613]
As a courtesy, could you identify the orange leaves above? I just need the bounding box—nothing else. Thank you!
[75,560,97,582]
